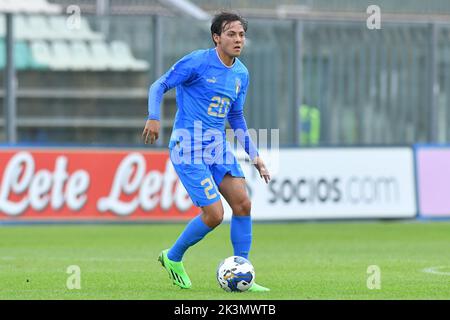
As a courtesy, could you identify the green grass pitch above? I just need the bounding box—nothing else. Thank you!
[0,221,449,300]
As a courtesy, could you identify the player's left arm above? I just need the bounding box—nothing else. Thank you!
[227,75,271,184]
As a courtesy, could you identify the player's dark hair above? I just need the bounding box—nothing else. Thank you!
[210,11,248,46]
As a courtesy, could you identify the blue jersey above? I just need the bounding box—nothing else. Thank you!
[148,48,257,159]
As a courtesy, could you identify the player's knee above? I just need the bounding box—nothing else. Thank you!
[232,198,251,216]
[210,211,224,227]
[204,209,224,228]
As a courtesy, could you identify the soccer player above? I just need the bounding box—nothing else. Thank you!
[142,11,270,292]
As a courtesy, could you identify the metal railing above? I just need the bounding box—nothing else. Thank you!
[2,10,450,146]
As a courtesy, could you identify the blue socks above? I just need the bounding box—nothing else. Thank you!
[167,214,253,262]
[230,215,252,260]
[167,214,213,262]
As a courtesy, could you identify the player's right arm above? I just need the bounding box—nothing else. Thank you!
[142,51,202,144]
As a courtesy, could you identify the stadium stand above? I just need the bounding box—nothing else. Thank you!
[0,0,150,144]
[1,14,148,71]
[29,41,52,69]
[50,41,74,70]
[28,15,60,40]
[70,41,100,71]
[90,41,115,70]
[2,0,449,145]
[47,15,104,41]
[110,41,149,71]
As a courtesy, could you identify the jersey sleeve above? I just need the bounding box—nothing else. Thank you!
[147,51,202,120]
[227,74,259,160]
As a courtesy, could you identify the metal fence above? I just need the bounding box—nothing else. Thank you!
[2,11,450,146]
[140,16,450,146]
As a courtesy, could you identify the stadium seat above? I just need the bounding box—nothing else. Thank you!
[109,40,149,71]
[48,16,103,41]
[50,40,73,70]
[90,41,115,70]
[70,40,105,71]
[0,40,47,70]
[13,14,31,40]
[30,40,52,68]
[27,15,53,40]
[14,41,30,70]
[0,15,36,40]
[47,15,75,40]
[27,49,49,69]
[0,40,26,69]
[76,18,104,41]
[0,14,30,40]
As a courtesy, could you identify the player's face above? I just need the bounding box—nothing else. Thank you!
[215,21,246,58]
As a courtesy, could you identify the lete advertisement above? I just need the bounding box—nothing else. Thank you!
[0,149,197,221]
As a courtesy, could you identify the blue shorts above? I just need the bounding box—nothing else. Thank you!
[170,146,245,207]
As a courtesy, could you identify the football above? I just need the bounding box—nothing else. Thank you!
[216,256,255,292]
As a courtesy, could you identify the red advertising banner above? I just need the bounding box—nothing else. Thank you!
[0,149,198,221]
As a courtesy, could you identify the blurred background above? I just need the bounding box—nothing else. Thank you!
[2,0,450,147]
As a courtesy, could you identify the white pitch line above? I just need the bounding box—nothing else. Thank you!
[422,266,450,276]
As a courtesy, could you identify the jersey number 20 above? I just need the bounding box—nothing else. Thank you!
[208,96,230,118]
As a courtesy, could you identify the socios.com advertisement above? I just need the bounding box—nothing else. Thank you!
[224,148,417,220]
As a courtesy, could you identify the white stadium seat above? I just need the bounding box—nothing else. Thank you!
[0,2,146,73]
[50,40,73,70]
[47,15,76,40]
[110,40,149,71]
[90,41,115,70]
[48,16,104,41]
[70,41,106,71]
[30,40,53,67]
[76,18,104,41]
[13,15,31,40]
[27,15,54,40]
